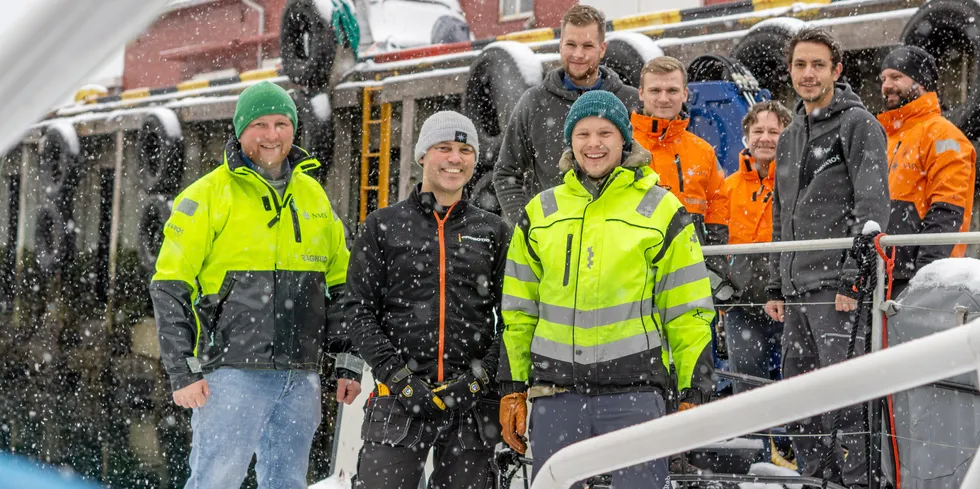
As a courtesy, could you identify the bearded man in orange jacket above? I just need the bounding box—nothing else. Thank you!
[632,56,731,300]
[877,45,976,297]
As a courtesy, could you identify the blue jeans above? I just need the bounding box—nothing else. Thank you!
[724,306,782,394]
[184,368,321,489]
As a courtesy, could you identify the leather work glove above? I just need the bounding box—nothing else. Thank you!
[678,388,708,413]
[432,367,491,411]
[388,366,446,420]
[500,392,528,454]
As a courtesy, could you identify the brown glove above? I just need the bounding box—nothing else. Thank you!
[678,401,696,412]
[500,392,528,454]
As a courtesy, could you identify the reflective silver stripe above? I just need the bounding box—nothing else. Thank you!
[936,139,961,155]
[540,188,559,218]
[662,296,714,324]
[656,262,710,294]
[636,185,669,218]
[505,259,539,283]
[530,329,662,364]
[540,300,654,329]
[502,294,539,317]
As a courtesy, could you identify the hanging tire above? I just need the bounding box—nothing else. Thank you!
[463,42,542,173]
[34,203,75,275]
[293,89,334,171]
[280,0,338,90]
[38,122,81,209]
[730,18,805,102]
[902,0,980,139]
[138,109,184,195]
[603,32,664,88]
[137,195,171,274]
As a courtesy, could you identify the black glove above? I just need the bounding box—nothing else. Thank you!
[388,366,447,420]
[679,388,710,406]
[433,366,491,411]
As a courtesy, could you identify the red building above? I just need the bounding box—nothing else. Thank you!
[124,0,284,90]
[458,0,577,38]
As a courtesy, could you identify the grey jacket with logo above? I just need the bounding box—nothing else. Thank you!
[767,83,890,298]
[492,66,640,225]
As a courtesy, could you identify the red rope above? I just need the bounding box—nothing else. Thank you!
[874,233,901,489]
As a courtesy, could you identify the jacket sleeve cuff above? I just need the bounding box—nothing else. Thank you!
[169,371,204,391]
[333,352,365,375]
[336,368,361,380]
[499,381,528,395]
[679,388,711,405]
[838,281,860,299]
[767,288,785,302]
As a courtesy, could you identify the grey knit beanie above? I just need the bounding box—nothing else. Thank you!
[414,111,480,164]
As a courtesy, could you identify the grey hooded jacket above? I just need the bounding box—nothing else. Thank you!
[768,83,890,298]
[493,66,640,224]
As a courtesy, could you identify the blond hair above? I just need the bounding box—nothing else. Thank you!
[640,56,688,86]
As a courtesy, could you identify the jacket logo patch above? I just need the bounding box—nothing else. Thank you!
[587,246,595,269]
[303,212,330,220]
[813,154,842,175]
[454,131,468,143]
[167,222,184,235]
[936,139,961,155]
[176,199,198,217]
[460,235,491,243]
[301,254,328,263]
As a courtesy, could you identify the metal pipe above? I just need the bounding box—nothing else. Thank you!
[530,319,980,489]
[703,232,980,256]
[242,0,265,69]
[0,0,171,153]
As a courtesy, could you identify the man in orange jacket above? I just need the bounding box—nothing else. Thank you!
[878,45,976,296]
[632,56,730,298]
[721,101,792,394]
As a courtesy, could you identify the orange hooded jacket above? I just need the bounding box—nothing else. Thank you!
[722,149,775,245]
[877,92,976,279]
[631,111,728,246]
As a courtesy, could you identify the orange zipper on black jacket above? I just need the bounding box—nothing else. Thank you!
[432,202,457,382]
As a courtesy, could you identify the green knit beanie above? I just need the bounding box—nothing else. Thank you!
[233,81,298,138]
[563,90,633,152]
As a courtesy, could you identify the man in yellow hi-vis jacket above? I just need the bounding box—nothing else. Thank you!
[149,81,361,489]
[497,90,715,489]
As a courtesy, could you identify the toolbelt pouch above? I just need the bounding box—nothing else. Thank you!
[457,398,502,451]
[361,395,426,447]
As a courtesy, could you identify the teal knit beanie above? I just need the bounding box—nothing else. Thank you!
[233,81,298,138]
[563,91,633,152]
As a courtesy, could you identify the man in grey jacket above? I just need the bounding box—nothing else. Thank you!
[492,4,640,224]
[762,27,889,489]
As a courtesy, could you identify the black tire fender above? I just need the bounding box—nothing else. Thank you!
[34,203,74,275]
[902,0,980,139]
[280,0,338,90]
[38,122,81,209]
[603,32,664,88]
[137,108,184,195]
[293,89,334,171]
[730,18,805,102]
[137,195,172,274]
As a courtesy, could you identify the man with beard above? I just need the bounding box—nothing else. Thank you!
[877,45,975,297]
[493,4,640,225]
[762,27,889,489]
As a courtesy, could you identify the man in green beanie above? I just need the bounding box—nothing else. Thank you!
[497,90,715,489]
[150,80,362,489]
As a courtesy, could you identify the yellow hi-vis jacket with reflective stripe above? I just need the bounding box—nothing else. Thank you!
[149,137,350,391]
[497,150,715,399]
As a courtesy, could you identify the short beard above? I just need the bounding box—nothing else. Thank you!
[565,62,599,85]
[883,85,920,110]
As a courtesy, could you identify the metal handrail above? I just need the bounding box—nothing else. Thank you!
[702,231,980,256]
[530,319,980,489]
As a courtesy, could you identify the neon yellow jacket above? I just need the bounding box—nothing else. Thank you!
[149,138,350,390]
[498,148,715,399]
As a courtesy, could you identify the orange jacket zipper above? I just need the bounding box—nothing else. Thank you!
[433,202,457,382]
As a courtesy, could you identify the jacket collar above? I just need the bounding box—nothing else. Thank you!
[409,183,468,217]
[543,66,626,102]
[223,135,320,176]
[630,110,690,144]
[738,148,775,183]
[876,91,941,136]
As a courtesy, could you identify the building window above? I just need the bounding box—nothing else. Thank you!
[499,0,533,21]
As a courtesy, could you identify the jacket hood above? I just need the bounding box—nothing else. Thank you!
[876,91,942,136]
[737,148,776,181]
[223,135,319,174]
[630,110,691,142]
[793,82,867,124]
[557,139,652,173]
[544,66,627,103]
